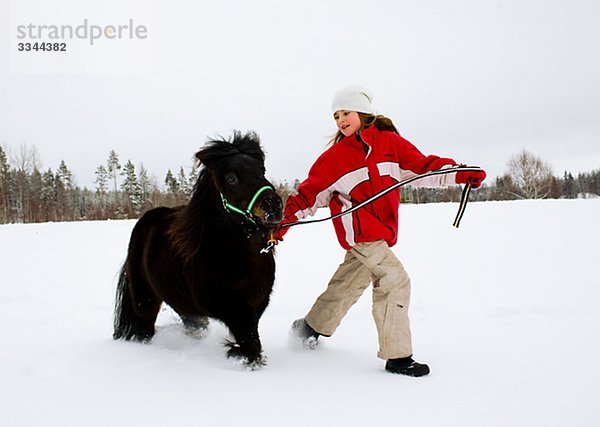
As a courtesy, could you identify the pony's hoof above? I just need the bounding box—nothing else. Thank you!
[181,315,209,339]
[185,328,208,339]
[244,354,267,371]
[226,344,266,370]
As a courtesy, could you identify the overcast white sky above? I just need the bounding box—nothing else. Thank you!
[2,0,599,188]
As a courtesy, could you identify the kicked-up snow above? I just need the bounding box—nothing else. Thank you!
[1,199,599,426]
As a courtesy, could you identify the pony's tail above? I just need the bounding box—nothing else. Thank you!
[113,265,135,341]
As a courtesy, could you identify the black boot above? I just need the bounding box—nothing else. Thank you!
[385,356,430,377]
[291,318,321,349]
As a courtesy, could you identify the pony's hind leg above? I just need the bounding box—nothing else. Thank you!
[113,266,161,343]
[180,314,209,338]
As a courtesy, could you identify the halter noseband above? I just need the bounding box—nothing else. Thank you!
[220,185,273,225]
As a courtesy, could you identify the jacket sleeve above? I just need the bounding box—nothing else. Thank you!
[394,134,458,188]
[281,151,336,226]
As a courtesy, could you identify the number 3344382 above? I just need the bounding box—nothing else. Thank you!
[18,42,67,52]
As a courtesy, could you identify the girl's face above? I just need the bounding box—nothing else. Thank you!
[334,110,362,137]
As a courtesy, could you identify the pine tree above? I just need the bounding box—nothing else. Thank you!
[28,168,43,222]
[590,170,600,196]
[41,168,56,221]
[57,160,75,220]
[138,164,151,212]
[165,169,179,194]
[177,166,190,196]
[121,160,142,216]
[576,172,586,198]
[563,171,575,199]
[95,165,109,206]
[57,160,73,189]
[54,170,67,220]
[107,150,121,205]
[0,146,10,222]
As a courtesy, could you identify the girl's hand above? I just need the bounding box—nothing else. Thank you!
[272,227,286,243]
[456,169,487,188]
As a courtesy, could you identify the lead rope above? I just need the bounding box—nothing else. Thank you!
[261,165,483,253]
[280,165,483,230]
[452,183,472,228]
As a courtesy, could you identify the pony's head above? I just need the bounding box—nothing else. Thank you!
[195,131,283,228]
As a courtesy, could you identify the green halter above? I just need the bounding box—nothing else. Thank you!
[220,185,273,224]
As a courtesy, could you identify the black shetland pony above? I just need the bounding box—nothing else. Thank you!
[113,131,283,368]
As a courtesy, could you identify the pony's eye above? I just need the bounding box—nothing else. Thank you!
[225,173,238,185]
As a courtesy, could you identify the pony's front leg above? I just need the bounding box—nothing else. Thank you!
[222,304,265,369]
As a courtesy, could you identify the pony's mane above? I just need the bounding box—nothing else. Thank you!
[191,131,265,197]
[196,131,265,165]
[168,131,265,263]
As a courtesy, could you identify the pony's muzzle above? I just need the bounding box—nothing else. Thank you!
[252,192,283,226]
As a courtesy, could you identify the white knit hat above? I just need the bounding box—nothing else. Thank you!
[331,85,374,114]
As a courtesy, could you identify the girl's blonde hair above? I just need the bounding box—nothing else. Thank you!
[329,113,399,145]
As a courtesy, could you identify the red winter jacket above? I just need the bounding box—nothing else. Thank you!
[281,125,458,250]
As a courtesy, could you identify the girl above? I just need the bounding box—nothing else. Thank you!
[276,85,486,377]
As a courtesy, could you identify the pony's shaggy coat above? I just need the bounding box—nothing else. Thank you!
[113,132,283,367]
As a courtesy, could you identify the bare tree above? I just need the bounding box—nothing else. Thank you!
[11,143,41,173]
[8,144,42,221]
[506,150,554,199]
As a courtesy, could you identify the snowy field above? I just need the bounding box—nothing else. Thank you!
[1,199,599,427]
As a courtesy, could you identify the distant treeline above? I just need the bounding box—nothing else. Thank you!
[0,145,598,225]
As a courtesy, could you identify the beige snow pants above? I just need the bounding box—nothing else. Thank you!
[305,240,412,360]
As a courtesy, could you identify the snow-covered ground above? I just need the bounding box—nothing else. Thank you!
[1,199,599,427]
